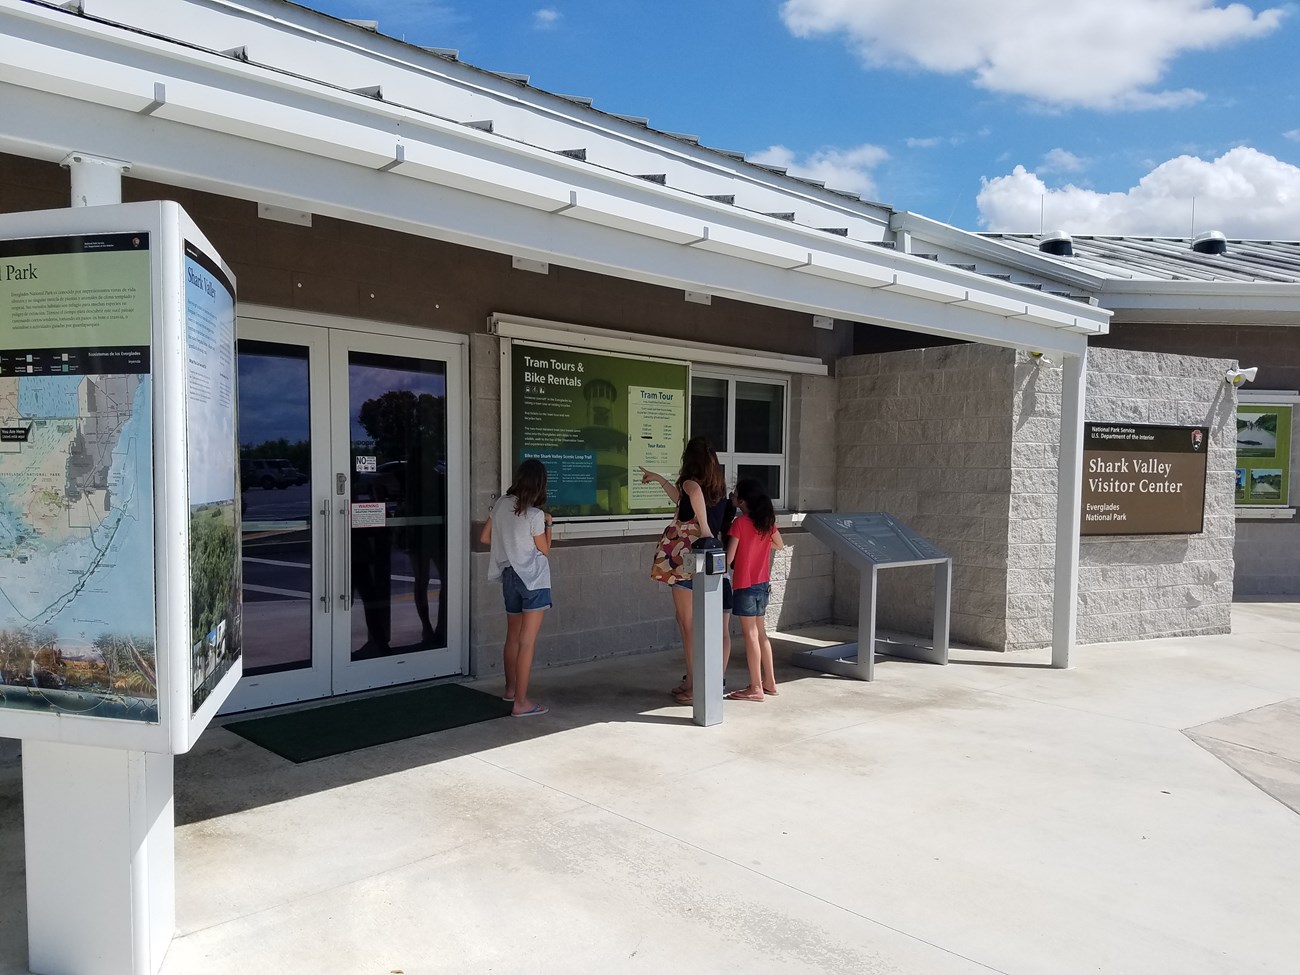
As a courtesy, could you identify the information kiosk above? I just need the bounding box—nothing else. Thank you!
[791,513,950,680]
[0,202,240,975]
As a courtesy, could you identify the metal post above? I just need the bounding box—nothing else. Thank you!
[1052,348,1087,668]
[61,152,132,207]
[856,565,878,680]
[932,560,951,662]
[691,550,724,727]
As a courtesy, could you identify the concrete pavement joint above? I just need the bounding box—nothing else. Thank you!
[470,756,1013,974]
[979,685,1273,732]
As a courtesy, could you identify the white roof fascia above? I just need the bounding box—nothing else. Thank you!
[0,2,1107,347]
[890,211,1110,292]
[13,92,1094,355]
[1100,280,1300,321]
[61,0,896,240]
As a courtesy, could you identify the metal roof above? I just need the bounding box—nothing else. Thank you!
[983,233,1300,285]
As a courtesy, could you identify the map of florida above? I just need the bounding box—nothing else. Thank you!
[0,373,144,626]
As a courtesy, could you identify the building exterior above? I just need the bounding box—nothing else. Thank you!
[893,215,1300,600]
[1,0,1281,723]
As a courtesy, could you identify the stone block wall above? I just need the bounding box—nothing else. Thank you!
[1098,322,1300,598]
[835,344,1236,651]
[834,345,1016,648]
[1007,347,1237,647]
[770,372,839,630]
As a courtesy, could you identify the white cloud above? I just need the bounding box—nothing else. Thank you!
[906,137,944,149]
[779,0,1285,110]
[533,7,560,30]
[750,143,889,197]
[1040,148,1087,174]
[1285,129,1300,142]
[976,146,1300,238]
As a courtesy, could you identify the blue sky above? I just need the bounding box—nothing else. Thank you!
[303,0,1300,239]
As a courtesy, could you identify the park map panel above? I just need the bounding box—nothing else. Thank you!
[0,233,158,722]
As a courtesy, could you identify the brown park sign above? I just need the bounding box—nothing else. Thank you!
[1081,423,1209,536]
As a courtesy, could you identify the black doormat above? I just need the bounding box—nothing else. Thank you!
[225,683,512,763]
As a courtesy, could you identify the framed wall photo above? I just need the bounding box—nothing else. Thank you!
[1235,403,1292,507]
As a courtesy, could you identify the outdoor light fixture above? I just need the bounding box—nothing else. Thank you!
[1029,350,1055,367]
[1225,367,1258,387]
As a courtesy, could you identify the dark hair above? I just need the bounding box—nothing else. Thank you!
[734,477,775,534]
[677,436,725,505]
[508,458,548,515]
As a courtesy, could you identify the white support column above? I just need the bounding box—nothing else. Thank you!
[23,741,175,975]
[61,152,132,207]
[1052,348,1087,668]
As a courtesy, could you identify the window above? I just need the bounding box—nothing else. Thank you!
[690,371,788,507]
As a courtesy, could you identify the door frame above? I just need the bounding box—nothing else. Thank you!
[223,306,470,714]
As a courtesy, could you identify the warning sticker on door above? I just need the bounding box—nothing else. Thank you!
[351,502,386,528]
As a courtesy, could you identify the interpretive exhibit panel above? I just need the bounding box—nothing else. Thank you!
[184,241,241,715]
[793,512,951,681]
[1235,404,1291,507]
[0,202,240,753]
[507,341,689,518]
[1081,423,1209,536]
[813,512,948,565]
[0,231,158,721]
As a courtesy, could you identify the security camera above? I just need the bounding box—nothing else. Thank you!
[1225,367,1258,387]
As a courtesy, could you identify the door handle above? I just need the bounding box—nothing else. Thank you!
[339,499,352,609]
[319,499,331,613]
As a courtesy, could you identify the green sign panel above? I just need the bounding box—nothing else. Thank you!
[1236,404,1292,506]
[510,342,689,517]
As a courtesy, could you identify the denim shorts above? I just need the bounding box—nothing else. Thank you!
[731,582,770,618]
[502,566,552,615]
[672,576,733,612]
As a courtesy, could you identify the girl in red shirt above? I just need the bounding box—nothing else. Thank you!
[724,478,785,702]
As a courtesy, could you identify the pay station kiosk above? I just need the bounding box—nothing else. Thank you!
[0,202,240,975]
[791,512,951,680]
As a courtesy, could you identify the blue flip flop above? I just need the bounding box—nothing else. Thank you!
[512,703,548,717]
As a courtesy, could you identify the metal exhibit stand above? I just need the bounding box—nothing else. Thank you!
[690,537,726,727]
[791,513,951,681]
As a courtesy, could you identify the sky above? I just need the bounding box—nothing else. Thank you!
[302,0,1300,240]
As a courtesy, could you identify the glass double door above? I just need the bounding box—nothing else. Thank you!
[224,319,465,713]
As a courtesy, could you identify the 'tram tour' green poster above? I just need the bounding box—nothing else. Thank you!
[510,342,689,518]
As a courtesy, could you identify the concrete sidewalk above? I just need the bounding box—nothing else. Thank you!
[3,603,1300,974]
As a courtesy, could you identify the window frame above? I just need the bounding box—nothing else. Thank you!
[691,367,790,509]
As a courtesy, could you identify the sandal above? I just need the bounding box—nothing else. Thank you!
[763,686,779,697]
[671,689,693,705]
[670,675,689,696]
[725,688,765,702]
